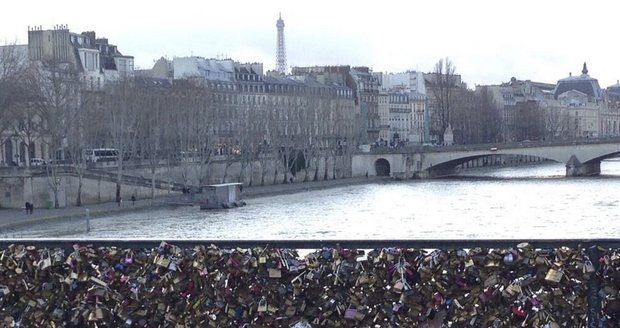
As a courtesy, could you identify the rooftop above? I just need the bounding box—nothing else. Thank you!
[553,63,602,99]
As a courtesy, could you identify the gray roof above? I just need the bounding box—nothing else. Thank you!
[134,76,171,88]
[607,81,620,95]
[554,73,602,99]
[263,75,304,86]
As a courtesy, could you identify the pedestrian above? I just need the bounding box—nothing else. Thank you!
[24,202,30,214]
[29,203,33,214]
[131,195,136,206]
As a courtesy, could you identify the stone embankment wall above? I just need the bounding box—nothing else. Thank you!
[0,153,544,209]
[0,155,349,209]
[0,175,170,209]
[0,242,615,327]
[122,155,348,188]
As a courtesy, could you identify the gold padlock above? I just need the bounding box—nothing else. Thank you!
[87,310,98,321]
[544,268,563,283]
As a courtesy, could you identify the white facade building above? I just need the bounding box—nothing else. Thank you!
[409,92,426,144]
[378,93,390,142]
[376,71,426,95]
[173,57,235,81]
[375,71,427,145]
[547,63,604,138]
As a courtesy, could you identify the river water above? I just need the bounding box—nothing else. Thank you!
[12,160,620,240]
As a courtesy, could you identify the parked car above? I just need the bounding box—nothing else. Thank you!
[29,158,46,166]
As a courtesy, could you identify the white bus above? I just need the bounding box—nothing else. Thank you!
[82,148,118,163]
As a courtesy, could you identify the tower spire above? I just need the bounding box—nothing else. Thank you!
[276,13,287,74]
[582,62,588,75]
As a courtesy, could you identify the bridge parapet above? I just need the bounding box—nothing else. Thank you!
[353,141,620,178]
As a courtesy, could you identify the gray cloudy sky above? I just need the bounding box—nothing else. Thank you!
[3,0,619,88]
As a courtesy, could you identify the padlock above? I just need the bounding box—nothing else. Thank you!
[544,268,563,283]
[268,268,282,278]
[257,298,267,312]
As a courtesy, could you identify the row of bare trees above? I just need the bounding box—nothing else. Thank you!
[73,77,356,205]
[427,58,502,144]
[426,57,574,144]
[0,44,37,164]
[1,44,82,207]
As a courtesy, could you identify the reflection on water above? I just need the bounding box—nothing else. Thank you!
[12,161,620,240]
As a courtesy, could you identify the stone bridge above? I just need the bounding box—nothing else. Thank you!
[352,140,620,179]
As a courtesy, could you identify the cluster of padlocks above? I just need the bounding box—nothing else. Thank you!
[0,242,616,327]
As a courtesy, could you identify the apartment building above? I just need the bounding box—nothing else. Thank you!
[376,71,428,145]
[147,58,357,155]
[28,25,134,89]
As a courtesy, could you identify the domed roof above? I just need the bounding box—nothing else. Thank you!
[553,62,603,99]
[608,80,620,96]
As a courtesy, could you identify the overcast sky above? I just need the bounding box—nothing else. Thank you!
[3,0,619,88]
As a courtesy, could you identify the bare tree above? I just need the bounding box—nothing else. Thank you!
[166,81,219,188]
[160,93,182,191]
[283,102,303,183]
[514,100,545,141]
[477,87,502,144]
[10,82,41,166]
[0,43,31,164]
[104,80,141,205]
[170,89,194,188]
[136,86,166,199]
[188,85,217,187]
[237,97,265,186]
[28,59,80,208]
[257,108,275,186]
[428,57,458,143]
[68,89,102,206]
[452,87,501,144]
[299,96,319,182]
[544,105,571,140]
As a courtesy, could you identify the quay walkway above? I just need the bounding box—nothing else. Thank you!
[0,176,379,231]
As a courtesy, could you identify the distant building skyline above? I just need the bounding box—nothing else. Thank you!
[3,0,620,88]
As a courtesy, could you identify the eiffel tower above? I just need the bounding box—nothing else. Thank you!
[276,13,287,74]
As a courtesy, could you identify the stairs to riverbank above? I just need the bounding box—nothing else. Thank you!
[81,169,195,192]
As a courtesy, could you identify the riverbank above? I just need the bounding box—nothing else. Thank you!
[0,175,384,231]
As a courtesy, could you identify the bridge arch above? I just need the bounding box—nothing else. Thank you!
[374,158,391,176]
[431,154,556,170]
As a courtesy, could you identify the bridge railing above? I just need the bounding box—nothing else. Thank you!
[0,239,614,327]
[364,137,620,155]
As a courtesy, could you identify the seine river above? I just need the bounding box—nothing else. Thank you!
[12,160,620,240]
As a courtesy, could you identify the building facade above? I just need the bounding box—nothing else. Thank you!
[1,26,134,166]
[28,26,134,89]
[157,58,357,157]
[603,81,620,136]
[376,71,428,145]
[546,63,604,139]
[485,64,620,141]
[485,77,555,142]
